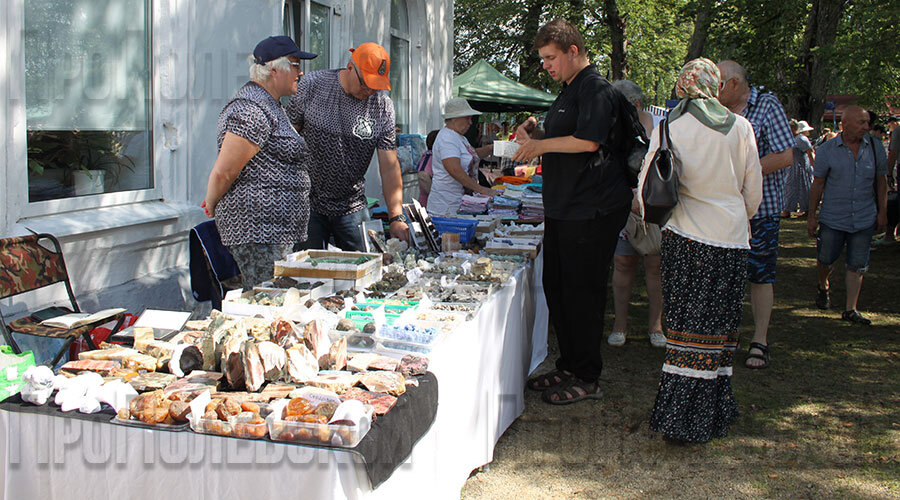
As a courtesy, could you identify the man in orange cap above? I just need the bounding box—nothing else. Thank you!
[288,42,409,250]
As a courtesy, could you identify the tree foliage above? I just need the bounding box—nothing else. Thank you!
[829,0,900,110]
[454,0,900,126]
[454,0,691,105]
[454,0,900,125]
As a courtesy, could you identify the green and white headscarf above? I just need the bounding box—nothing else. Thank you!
[668,57,735,135]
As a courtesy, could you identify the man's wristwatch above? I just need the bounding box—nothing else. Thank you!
[388,214,407,224]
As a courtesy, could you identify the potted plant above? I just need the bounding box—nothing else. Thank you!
[27,130,136,197]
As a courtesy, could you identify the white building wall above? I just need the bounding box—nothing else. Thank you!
[0,0,453,331]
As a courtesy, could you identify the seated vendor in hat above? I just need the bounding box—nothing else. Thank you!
[202,36,316,290]
[426,98,500,216]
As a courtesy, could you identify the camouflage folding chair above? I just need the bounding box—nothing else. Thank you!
[0,233,126,366]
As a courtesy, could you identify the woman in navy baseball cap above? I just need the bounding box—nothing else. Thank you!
[202,36,317,289]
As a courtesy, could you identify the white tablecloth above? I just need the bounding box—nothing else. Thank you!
[0,252,548,500]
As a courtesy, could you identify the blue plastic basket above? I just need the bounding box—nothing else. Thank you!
[431,217,478,243]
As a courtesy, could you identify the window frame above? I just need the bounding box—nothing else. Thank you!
[390,0,411,133]
[306,0,334,73]
[284,0,339,74]
[10,0,162,222]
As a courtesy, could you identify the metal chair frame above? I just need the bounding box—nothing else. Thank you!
[0,233,124,366]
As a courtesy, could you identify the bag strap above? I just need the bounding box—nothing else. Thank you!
[659,118,668,151]
[662,97,691,151]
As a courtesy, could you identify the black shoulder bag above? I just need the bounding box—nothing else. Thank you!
[641,116,680,225]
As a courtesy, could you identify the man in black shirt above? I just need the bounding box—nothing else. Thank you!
[513,19,632,405]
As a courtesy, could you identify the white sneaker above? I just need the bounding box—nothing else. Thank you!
[649,332,666,348]
[608,332,626,346]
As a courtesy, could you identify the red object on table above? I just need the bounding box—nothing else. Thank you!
[68,313,137,359]
[494,175,530,185]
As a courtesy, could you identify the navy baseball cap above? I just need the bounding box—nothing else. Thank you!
[253,36,317,64]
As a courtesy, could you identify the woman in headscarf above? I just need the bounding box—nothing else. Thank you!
[639,58,763,444]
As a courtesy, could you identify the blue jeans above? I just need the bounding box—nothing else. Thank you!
[296,208,370,251]
[817,222,875,273]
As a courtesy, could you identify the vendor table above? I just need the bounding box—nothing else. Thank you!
[0,251,548,500]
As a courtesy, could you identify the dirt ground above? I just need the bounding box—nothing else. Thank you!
[462,218,900,500]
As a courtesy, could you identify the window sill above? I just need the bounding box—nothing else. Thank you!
[14,201,199,238]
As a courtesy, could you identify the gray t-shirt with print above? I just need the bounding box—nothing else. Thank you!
[287,69,396,216]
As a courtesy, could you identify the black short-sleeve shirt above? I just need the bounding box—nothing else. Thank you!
[542,65,632,220]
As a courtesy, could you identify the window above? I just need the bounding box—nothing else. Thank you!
[283,0,304,59]
[390,0,410,133]
[308,2,332,72]
[24,0,153,203]
[284,1,331,73]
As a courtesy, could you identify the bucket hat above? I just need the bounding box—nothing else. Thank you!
[443,98,482,119]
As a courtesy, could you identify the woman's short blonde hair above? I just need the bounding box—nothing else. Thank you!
[248,55,292,83]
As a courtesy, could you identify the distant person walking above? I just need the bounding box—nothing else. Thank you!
[886,117,899,189]
[808,106,888,325]
[782,120,815,218]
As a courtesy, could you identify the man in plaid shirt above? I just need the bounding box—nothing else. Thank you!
[718,60,794,370]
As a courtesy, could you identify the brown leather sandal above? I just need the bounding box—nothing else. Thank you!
[526,369,573,391]
[540,378,602,405]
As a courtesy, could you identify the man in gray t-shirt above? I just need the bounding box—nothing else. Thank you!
[287,42,409,251]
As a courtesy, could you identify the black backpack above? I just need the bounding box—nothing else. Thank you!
[587,86,650,188]
[611,88,650,188]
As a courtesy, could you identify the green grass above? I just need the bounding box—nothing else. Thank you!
[464,218,900,499]
[720,218,900,498]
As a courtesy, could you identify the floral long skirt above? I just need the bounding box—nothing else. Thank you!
[649,230,747,443]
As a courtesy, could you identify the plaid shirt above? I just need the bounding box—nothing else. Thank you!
[741,87,794,219]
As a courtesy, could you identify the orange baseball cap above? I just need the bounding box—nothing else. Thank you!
[349,42,391,90]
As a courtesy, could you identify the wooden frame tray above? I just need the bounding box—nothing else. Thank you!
[274,250,382,280]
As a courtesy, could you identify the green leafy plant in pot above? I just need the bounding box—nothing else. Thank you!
[27,130,136,196]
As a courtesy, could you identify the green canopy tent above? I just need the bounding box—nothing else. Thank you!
[452,59,556,112]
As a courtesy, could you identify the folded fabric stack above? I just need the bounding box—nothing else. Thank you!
[498,187,524,200]
[519,189,544,221]
[489,195,521,219]
[458,194,491,215]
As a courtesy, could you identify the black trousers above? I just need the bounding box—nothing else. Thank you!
[543,206,629,383]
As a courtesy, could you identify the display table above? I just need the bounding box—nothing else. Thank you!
[0,251,548,500]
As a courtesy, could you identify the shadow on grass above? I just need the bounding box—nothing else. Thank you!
[464,218,900,499]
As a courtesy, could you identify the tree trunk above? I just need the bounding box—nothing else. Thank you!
[792,0,846,131]
[673,0,715,100]
[604,0,628,80]
[518,0,545,89]
[684,0,714,63]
